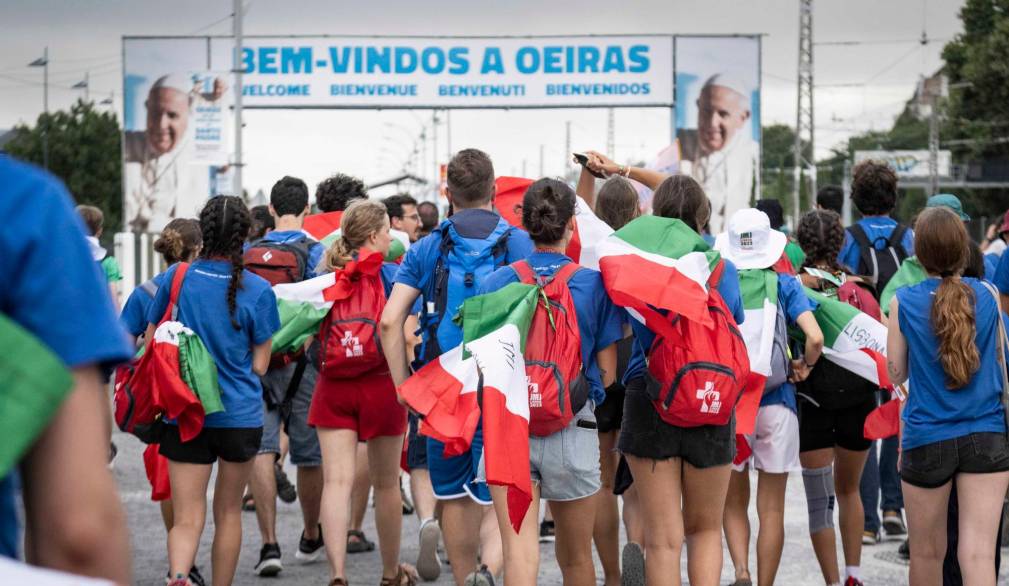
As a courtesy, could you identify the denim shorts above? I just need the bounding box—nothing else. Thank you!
[258,361,322,467]
[900,432,1009,489]
[478,403,602,502]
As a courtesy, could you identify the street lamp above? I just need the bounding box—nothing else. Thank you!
[28,47,49,170]
[72,71,89,101]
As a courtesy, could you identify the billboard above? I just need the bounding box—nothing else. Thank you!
[673,36,761,233]
[854,150,952,178]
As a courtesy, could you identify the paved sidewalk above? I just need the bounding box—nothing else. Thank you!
[114,431,1006,584]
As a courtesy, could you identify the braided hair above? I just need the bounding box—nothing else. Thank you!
[199,195,251,330]
[796,209,846,273]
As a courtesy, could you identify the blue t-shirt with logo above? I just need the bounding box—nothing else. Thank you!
[897,278,1008,450]
[255,230,326,280]
[394,209,534,359]
[120,271,170,337]
[146,260,281,428]
[0,155,133,558]
[623,259,745,385]
[478,252,625,406]
[759,273,818,413]
[839,217,914,274]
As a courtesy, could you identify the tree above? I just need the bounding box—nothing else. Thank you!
[760,124,812,220]
[5,100,122,239]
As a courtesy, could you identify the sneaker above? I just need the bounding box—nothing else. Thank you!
[463,564,495,586]
[416,518,442,581]
[401,483,415,515]
[187,566,206,586]
[295,525,324,564]
[255,543,283,577]
[108,442,118,470]
[862,529,880,545]
[844,578,864,586]
[898,538,910,560]
[275,464,297,504]
[621,542,645,586]
[883,509,907,536]
[539,519,555,543]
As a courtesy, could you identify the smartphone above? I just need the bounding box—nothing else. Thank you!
[573,152,606,179]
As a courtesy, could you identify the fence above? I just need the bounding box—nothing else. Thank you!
[113,232,163,304]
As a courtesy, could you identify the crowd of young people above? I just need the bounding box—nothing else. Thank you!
[4,146,1009,586]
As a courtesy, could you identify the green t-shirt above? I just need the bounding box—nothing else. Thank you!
[100,255,122,283]
[784,240,806,271]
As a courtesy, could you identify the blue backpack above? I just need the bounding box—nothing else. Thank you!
[418,217,514,364]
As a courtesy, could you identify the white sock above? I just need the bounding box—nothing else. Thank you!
[846,565,861,580]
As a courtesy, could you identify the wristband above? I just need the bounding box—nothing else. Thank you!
[804,360,817,369]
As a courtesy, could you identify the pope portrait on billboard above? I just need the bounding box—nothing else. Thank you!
[124,73,226,233]
[674,37,761,234]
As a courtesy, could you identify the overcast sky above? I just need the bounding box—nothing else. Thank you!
[0,0,963,198]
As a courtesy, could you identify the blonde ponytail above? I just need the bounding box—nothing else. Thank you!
[319,199,388,273]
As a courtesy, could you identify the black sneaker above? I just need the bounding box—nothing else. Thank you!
[463,564,495,586]
[295,524,324,563]
[898,538,909,561]
[255,543,283,577]
[188,566,206,586]
[275,464,297,504]
[539,520,555,543]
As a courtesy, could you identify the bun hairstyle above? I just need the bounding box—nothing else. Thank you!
[796,210,845,272]
[199,196,251,331]
[153,218,202,266]
[915,206,978,389]
[521,178,577,245]
[320,199,389,272]
[595,177,640,230]
[651,175,711,234]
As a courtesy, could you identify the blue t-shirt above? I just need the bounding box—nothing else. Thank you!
[839,217,914,273]
[0,155,133,559]
[394,209,534,355]
[120,271,170,337]
[759,273,818,413]
[985,254,999,283]
[478,252,624,406]
[257,230,326,280]
[146,260,281,428]
[897,278,1008,450]
[993,251,1009,295]
[623,259,746,385]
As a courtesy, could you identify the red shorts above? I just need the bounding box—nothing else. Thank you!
[308,370,407,440]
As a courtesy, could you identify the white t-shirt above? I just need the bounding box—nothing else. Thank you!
[985,237,1007,257]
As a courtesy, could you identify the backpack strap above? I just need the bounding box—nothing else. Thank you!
[553,261,582,284]
[138,278,159,298]
[159,262,190,324]
[888,223,910,257]
[510,260,536,284]
[847,224,872,251]
[707,259,726,289]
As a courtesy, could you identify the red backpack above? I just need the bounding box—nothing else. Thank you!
[244,237,314,286]
[511,261,589,437]
[114,263,190,444]
[318,252,388,379]
[645,261,751,427]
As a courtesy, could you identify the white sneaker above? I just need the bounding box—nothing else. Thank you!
[416,518,442,581]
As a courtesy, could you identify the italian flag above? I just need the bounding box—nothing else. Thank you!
[319,228,411,263]
[737,269,780,378]
[399,283,539,533]
[303,210,343,240]
[271,249,385,354]
[803,287,891,388]
[493,176,614,270]
[596,215,721,331]
[881,256,927,316]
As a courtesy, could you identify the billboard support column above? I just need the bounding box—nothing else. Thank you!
[232,0,244,198]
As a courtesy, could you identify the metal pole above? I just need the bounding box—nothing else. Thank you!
[432,110,439,202]
[43,46,49,170]
[842,159,853,226]
[928,93,939,196]
[565,121,571,180]
[446,110,452,158]
[794,0,814,226]
[233,0,244,198]
[84,71,89,101]
[539,144,544,177]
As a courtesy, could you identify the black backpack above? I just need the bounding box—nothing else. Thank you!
[845,223,910,298]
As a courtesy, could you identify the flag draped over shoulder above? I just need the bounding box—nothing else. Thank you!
[596,215,720,330]
[303,211,343,240]
[319,229,411,263]
[399,283,539,533]
[0,313,73,478]
[149,322,208,441]
[737,269,779,378]
[880,256,927,316]
[493,176,614,270]
[271,249,385,354]
[802,287,891,388]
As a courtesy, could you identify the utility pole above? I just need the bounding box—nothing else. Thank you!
[432,110,440,201]
[566,121,572,177]
[794,0,815,226]
[606,108,615,159]
[233,0,244,198]
[29,47,49,170]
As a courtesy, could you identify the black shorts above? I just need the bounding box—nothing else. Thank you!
[617,377,735,469]
[406,413,428,470]
[595,385,626,434]
[159,425,263,465]
[798,394,875,453]
[900,432,1009,489]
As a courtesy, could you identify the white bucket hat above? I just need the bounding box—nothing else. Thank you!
[714,208,787,270]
